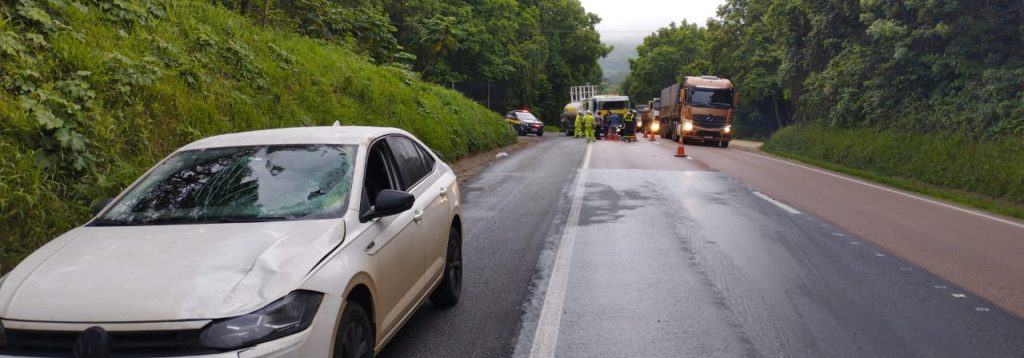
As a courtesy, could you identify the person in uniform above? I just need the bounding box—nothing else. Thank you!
[583,110,596,143]
[574,111,584,138]
[622,110,637,142]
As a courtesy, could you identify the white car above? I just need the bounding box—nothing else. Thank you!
[0,126,463,357]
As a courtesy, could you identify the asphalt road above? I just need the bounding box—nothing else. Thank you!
[381,135,1024,357]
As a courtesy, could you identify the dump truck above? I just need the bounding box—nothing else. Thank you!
[659,76,737,148]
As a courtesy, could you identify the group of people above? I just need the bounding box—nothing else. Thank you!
[573,110,639,143]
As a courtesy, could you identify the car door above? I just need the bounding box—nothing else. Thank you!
[359,139,425,335]
[385,136,452,285]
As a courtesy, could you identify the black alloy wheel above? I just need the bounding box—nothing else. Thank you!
[430,228,463,308]
[334,301,374,358]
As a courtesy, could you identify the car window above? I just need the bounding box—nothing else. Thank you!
[386,136,432,190]
[99,145,355,224]
[515,112,538,121]
[361,140,400,216]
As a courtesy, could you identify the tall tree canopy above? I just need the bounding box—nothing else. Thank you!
[217,0,609,121]
[624,0,1024,138]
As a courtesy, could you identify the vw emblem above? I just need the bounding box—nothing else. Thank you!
[73,326,111,358]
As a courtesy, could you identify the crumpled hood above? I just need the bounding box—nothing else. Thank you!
[0,219,344,322]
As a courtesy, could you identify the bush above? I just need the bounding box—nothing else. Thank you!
[0,0,515,273]
[765,123,1024,205]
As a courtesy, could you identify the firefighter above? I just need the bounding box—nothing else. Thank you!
[622,109,637,142]
[583,110,596,143]
[574,111,584,138]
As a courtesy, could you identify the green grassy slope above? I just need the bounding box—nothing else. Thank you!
[764,123,1024,218]
[0,0,515,272]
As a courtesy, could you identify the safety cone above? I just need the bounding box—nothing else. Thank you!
[649,131,656,141]
[674,137,687,157]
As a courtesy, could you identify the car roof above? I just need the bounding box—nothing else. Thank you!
[178,126,407,151]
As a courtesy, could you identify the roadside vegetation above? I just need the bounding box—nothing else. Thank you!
[622,1,1024,212]
[215,0,610,123]
[765,124,1024,218]
[0,0,519,272]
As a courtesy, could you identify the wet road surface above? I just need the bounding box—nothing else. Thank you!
[383,135,1024,357]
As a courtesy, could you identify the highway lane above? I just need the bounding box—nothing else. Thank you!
[380,135,586,357]
[383,135,1024,357]
[661,139,1024,316]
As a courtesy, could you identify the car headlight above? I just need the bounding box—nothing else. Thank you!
[200,290,323,350]
[651,122,660,132]
[724,125,732,133]
[683,122,694,131]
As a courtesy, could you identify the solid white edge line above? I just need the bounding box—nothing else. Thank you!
[738,150,1024,230]
[752,191,801,214]
[528,143,593,358]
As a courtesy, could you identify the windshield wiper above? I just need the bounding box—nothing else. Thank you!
[213,216,289,223]
[90,219,131,226]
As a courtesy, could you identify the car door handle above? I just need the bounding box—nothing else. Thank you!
[439,186,448,198]
[413,210,423,223]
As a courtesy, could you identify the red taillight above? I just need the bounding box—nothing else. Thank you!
[532,124,541,128]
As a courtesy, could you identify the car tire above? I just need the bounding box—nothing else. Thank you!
[333,301,374,358]
[720,140,730,148]
[430,227,462,308]
[538,131,543,137]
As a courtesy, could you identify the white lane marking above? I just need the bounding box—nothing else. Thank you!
[738,150,1024,230]
[934,285,947,289]
[875,253,887,257]
[752,191,801,214]
[975,307,991,312]
[952,293,968,298]
[529,143,593,358]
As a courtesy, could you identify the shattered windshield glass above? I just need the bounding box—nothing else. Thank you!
[98,144,355,225]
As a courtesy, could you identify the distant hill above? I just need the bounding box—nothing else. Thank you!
[599,38,641,86]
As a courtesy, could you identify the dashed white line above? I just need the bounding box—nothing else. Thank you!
[952,293,968,298]
[738,150,1024,230]
[752,191,801,214]
[528,143,593,358]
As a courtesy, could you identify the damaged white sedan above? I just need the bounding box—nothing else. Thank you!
[0,126,463,357]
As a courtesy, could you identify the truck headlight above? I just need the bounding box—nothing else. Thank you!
[724,125,732,133]
[200,290,323,350]
[683,122,694,131]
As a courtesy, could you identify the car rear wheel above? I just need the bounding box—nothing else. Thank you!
[430,228,462,308]
[720,140,730,148]
[334,301,374,358]
[537,131,544,137]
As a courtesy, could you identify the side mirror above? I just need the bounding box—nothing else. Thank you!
[360,190,415,223]
[91,198,114,216]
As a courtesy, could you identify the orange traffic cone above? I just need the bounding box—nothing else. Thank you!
[674,138,687,157]
[648,131,656,141]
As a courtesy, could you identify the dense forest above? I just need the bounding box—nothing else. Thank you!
[623,0,1024,139]
[216,0,610,122]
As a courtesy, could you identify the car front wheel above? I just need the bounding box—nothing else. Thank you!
[334,301,374,358]
[430,227,462,308]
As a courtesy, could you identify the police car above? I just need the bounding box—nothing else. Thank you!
[505,110,545,137]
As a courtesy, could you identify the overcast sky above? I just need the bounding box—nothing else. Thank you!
[577,0,726,42]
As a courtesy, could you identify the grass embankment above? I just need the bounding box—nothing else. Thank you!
[0,0,515,272]
[764,123,1024,219]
